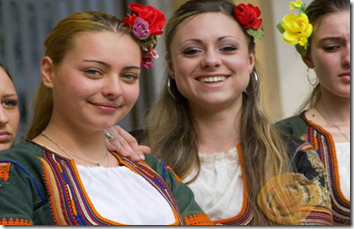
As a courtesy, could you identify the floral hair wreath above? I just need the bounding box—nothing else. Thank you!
[234,3,264,40]
[276,0,313,56]
[122,3,167,69]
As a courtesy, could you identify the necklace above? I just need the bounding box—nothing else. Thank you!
[41,131,109,166]
[315,107,350,142]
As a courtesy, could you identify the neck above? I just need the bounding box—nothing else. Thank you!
[41,119,107,161]
[191,104,241,154]
[316,92,350,124]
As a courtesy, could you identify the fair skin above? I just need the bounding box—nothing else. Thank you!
[167,13,255,153]
[303,11,350,143]
[33,31,142,167]
[0,67,20,151]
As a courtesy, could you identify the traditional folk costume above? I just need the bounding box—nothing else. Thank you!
[276,111,350,225]
[131,130,333,225]
[0,140,212,225]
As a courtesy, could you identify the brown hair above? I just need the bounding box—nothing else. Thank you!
[297,0,350,112]
[0,63,14,82]
[26,12,136,139]
[144,0,291,224]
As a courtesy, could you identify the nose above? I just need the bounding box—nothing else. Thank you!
[102,76,123,99]
[0,106,9,127]
[201,50,221,68]
[342,43,350,68]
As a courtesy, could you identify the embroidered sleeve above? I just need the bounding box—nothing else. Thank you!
[293,145,333,225]
[0,161,36,225]
[162,163,213,225]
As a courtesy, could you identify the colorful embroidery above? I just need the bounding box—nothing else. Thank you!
[38,150,183,225]
[0,162,10,182]
[0,217,33,225]
[302,112,350,225]
[184,213,213,225]
[164,164,182,183]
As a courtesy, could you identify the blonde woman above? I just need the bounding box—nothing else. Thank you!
[125,0,333,225]
[0,6,211,225]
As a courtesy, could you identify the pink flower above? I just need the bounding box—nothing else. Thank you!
[141,57,153,69]
[132,17,150,40]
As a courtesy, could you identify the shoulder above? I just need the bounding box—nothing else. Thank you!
[275,114,307,138]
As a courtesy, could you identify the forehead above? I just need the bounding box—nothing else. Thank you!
[313,11,350,38]
[64,31,141,63]
[0,68,16,95]
[172,12,246,43]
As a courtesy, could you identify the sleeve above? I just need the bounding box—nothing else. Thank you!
[143,155,213,225]
[292,145,333,225]
[275,116,307,138]
[0,161,40,225]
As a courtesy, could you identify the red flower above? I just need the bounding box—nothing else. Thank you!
[123,3,166,36]
[234,4,262,30]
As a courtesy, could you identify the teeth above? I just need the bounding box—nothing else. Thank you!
[199,76,226,83]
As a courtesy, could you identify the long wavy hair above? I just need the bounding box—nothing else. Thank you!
[297,0,350,113]
[26,12,135,139]
[144,0,292,224]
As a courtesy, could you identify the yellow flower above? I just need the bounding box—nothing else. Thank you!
[289,0,302,9]
[280,13,313,46]
[295,0,302,8]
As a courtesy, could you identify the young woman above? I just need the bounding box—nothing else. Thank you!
[0,6,211,225]
[127,0,333,225]
[0,64,19,151]
[276,0,350,225]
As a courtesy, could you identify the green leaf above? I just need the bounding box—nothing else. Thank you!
[276,23,285,33]
[295,44,308,56]
[246,27,265,40]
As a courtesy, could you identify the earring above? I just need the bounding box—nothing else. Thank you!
[244,71,259,95]
[307,68,318,86]
[167,77,176,100]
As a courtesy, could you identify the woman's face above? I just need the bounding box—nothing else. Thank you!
[0,68,19,151]
[167,13,255,111]
[304,11,350,98]
[42,32,141,132]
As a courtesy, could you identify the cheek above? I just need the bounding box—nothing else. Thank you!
[9,108,20,132]
[124,84,140,106]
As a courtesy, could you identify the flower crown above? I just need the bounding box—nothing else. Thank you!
[122,3,167,69]
[276,0,313,56]
[234,3,264,40]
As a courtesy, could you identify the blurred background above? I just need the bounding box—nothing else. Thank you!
[0,0,313,144]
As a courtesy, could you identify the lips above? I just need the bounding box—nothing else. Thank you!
[0,131,11,142]
[196,75,229,84]
[89,102,121,114]
[339,72,350,83]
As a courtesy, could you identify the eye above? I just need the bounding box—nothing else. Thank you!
[323,45,341,52]
[219,45,237,52]
[182,47,203,56]
[121,74,139,82]
[2,99,18,108]
[84,69,103,78]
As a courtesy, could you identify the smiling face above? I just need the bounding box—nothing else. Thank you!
[42,31,141,132]
[167,13,255,111]
[303,11,350,99]
[0,68,19,151]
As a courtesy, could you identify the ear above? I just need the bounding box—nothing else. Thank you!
[301,53,315,68]
[248,50,256,72]
[40,56,55,89]
[165,53,175,79]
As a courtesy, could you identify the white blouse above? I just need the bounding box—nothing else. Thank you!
[76,165,175,225]
[335,142,351,200]
[183,147,243,221]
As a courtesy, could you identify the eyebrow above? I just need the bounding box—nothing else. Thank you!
[83,60,141,71]
[319,36,343,42]
[179,36,239,46]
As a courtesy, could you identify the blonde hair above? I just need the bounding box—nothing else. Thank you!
[26,12,134,139]
[144,0,292,224]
